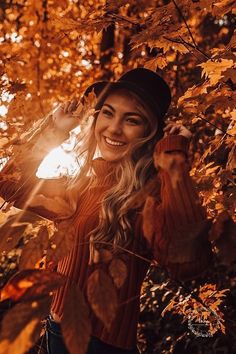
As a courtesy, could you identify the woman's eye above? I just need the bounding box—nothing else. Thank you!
[126,117,141,125]
[102,109,113,117]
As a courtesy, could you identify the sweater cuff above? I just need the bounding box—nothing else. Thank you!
[155,135,189,156]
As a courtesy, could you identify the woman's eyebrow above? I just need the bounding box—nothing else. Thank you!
[103,103,145,119]
[103,103,115,111]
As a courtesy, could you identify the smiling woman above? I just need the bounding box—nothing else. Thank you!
[0,68,212,354]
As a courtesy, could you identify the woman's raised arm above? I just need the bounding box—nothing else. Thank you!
[142,130,212,281]
[0,100,80,219]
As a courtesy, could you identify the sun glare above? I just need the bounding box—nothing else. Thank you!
[36,146,80,179]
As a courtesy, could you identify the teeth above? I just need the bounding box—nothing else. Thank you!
[105,137,125,146]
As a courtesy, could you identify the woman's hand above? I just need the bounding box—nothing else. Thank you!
[52,99,80,134]
[163,123,192,140]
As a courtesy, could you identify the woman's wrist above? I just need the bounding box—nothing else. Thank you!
[30,126,69,158]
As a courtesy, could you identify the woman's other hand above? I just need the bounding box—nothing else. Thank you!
[163,122,192,140]
[52,99,80,134]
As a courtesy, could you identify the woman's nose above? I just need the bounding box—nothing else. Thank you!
[107,118,123,134]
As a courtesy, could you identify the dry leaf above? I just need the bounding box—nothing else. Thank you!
[0,210,52,254]
[46,220,75,264]
[199,59,234,86]
[142,196,157,241]
[209,212,236,265]
[109,258,127,288]
[19,226,49,270]
[28,195,73,217]
[61,285,91,354]
[0,296,51,354]
[1,269,66,302]
[87,269,118,330]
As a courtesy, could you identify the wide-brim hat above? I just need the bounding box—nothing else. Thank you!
[84,68,171,126]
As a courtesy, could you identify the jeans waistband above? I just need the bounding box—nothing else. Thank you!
[46,314,63,337]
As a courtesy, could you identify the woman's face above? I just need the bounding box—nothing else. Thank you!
[94,89,149,162]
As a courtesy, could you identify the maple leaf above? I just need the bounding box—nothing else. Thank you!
[144,56,168,71]
[199,59,234,86]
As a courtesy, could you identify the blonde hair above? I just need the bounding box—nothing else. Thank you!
[68,89,163,250]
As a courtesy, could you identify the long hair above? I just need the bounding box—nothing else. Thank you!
[68,89,164,250]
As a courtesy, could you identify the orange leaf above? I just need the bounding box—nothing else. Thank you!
[1,269,66,302]
[61,285,91,354]
[19,226,49,270]
[87,269,118,329]
[46,220,75,264]
[0,297,51,354]
[109,258,127,288]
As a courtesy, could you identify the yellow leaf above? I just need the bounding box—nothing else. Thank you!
[199,59,234,86]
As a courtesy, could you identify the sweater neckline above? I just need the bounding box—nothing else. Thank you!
[91,158,117,186]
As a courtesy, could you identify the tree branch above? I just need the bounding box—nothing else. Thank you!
[171,0,211,60]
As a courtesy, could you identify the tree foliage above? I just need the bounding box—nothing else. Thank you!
[0,0,235,353]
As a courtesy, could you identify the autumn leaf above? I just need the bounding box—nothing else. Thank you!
[28,195,73,217]
[212,0,236,17]
[0,210,52,255]
[199,59,234,86]
[1,269,66,302]
[61,285,91,354]
[109,258,128,288]
[46,220,75,264]
[161,298,177,317]
[142,196,157,242]
[18,226,49,270]
[209,211,236,265]
[87,269,118,329]
[144,56,168,71]
[0,296,51,354]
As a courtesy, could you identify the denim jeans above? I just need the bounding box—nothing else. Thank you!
[45,315,139,354]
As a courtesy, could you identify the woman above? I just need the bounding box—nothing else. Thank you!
[0,68,212,354]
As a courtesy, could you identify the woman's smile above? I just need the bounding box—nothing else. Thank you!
[103,136,127,147]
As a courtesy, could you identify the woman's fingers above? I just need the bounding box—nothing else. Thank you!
[164,123,180,135]
[63,99,79,114]
[67,99,78,113]
[164,123,192,139]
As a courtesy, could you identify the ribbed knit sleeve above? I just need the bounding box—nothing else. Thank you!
[143,135,212,280]
[0,128,69,218]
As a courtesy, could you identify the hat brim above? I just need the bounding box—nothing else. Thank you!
[84,81,162,120]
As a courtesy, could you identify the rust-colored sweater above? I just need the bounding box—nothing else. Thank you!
[0,135,212,350]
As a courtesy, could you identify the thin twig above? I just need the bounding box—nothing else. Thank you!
[171,0,211,60]
[179,35,211,60]
[197,116,234,137]
[172,0,197,48]
[107,12,139,26]
[163,35,209,61]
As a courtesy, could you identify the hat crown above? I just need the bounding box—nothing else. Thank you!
[118,68,171,119]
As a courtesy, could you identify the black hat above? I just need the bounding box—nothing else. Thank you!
[84,68,171,124]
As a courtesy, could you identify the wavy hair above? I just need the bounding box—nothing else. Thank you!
[68,89,164,251]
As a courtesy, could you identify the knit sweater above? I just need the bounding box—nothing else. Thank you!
[0,134,212,350]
